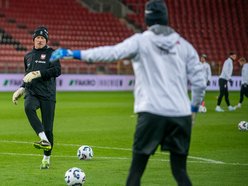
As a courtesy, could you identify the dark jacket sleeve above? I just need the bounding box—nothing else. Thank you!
[20,56,27,88]
[40,59,61,80]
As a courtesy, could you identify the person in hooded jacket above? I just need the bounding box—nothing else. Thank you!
[215,52,237,112]
[49,0,205,185]
[12,26,61,169]
[236,57,248,109]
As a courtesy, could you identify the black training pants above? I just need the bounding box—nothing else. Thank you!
[126,152,192,186]
[126,113,192,186]
[239,84,248,104]
[24,95,55,156]
[217,78,230,106]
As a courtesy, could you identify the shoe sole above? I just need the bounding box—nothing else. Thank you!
[40,164,50,169]
[33,143,52,151]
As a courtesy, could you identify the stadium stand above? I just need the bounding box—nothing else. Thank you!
[124,0,248,75]
[0,0,247,75]
[0,0,134,74]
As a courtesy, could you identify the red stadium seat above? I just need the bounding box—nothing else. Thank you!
[0,0,134,74]
[0,0,247,75]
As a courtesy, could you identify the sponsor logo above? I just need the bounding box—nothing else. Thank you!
[69,79,96,86]
[3,79,23,86]
[99,79,123,87]
[157,46,176,55]
[128,80,135,86]
[56,79,63,87]
[35,60,46,64]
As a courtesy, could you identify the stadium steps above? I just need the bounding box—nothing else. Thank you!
[0,0,134,74]
[122,0,247,75]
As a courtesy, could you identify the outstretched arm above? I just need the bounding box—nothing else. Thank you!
[49,49,81,62]
[49,34,140,63]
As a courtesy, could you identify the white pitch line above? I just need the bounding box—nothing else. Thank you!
[0,152,248,166]
[0,152,129,160]
[0,140,131,151]
[1,140,247,166]
[58,142,132,151]
[188,156,225,164]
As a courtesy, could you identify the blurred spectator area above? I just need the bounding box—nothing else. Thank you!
[0,0,134,74]
[124,0,248,75]
[0,0,247,75]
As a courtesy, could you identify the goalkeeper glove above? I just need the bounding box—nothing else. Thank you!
[23,71,41,83]
[12,87,25,105]
[49,48,81,62]
[207,80,210,86]
[229,79,233,86]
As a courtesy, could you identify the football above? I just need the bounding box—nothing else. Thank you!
[77,145,94,160]
[238,121,248,131]
[198,105,207,113]
[64,167,86,186]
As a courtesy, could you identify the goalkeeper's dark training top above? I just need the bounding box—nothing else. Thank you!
[22,45,61,101]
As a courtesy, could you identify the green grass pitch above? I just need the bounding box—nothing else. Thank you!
[0,91,247,186]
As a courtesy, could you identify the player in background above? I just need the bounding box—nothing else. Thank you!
[215,52,237,112]
[198,54,212,112]
[236,57,248,108]
[49,0,206,185]
[12,26,61,169]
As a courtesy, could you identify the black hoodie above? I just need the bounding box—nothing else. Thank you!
[22,45,61,101]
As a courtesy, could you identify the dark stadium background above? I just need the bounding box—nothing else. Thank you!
[0,0,247,75]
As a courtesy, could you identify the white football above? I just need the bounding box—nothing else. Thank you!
[77,145,94,160]
[238,121,248,131]
[198,106,207,113]
[64,167,86,186]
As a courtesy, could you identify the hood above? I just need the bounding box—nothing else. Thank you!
[148,25,180,50]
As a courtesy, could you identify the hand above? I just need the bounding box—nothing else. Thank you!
[207,80,210,86]
[23,71,41,83]
[12,87,25,105]
[229,79,233,86]
[49,48,73,62]
[49,48,81,62]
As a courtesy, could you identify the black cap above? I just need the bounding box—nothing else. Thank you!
[32,26,48,41]
[145,0,168,27]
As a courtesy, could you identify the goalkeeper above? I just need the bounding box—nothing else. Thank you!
[12,26,61,169]
[50,0,206,185]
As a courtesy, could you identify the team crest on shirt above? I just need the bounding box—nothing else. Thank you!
[41,54,46,60]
